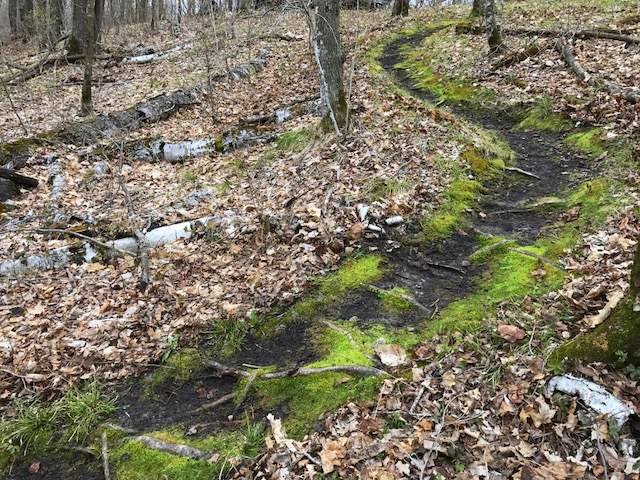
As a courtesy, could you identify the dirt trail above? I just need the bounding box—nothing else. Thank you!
[5,28,594,480]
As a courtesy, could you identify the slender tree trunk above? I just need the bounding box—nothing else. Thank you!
[391,0,408,16]
[81,0,97,116]
[471,0,482,16]
[151,0,159,29]
[69,0,104,55]
[8,0,18,40]
[309,0,347,133]
[484,0,505,54]
[49,0,65,46]
[20,0,35,40]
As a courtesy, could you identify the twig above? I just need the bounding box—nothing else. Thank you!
[468,238,512,259]
[368,285,433,314]
[424,260,467,275]
[0,74,28,136]
[504,166,540,180]
[192,392,236,413]
[506,247,565,270]
[34,228,137,258]
[101,431,111,480]
[233,370,258,414]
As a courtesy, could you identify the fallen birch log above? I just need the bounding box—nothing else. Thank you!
[122,43,193,65]
[0,49,270,166]
[554,38,640,103]
[0,213,245,276]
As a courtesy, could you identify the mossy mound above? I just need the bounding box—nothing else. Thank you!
[551,298,640,367]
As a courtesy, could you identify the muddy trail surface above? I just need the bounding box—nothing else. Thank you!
[6,29,592,480]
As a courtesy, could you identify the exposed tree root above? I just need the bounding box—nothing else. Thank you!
[206,361,388,379]
[192,392,236,413]
[101,431,111,480]
[554,38,640,104]
[127,435,211,460]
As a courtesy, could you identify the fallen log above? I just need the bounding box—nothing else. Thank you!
[491,42,549,71]
[0,213,245,277]
[457,24,640,45]
[554,37,640,103]
[0,49,271,166]
[121,42,193,65]
[0,168,38,188]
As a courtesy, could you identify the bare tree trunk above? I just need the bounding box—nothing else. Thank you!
[8,0,18,40]
[81,0,97,116]
[471,0,482,16]
[69,0,104,55]
[308,0,347,134]
[151,0,159,29]
[484,0,505,54]
[391,0,408,16]
[20,0,35,40]
[49,0,65,46]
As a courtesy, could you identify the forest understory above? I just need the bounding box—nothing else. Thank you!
[0,0,639,479]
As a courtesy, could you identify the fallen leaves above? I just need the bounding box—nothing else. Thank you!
[497,324,526,343]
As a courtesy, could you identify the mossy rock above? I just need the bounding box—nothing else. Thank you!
[564,129,604,155]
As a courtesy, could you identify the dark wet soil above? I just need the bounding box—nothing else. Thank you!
[5,28,593,480]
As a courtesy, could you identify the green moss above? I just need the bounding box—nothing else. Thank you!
[254,321,416,438]
[421,177,481,240]
[378,287,414,312]
[564,129,604,155]
[319,255,383,300]
[461,148,489,173]
[551,298,640,366]
[114,440,218,480]
[144,348,204,394]
[429,177,621,336]
[113,428,260,480]
[516,102,572,132]
[277,128,313,152]
[395,49,481,104]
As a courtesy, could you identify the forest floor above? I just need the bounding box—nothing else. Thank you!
[1,1,640,479]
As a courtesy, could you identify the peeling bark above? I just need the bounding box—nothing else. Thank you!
[128,436,210,460]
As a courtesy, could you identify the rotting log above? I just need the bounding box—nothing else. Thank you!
[491,42,549,71]
[121,42,193,65]
[0,168,38,188]
[555,38,640,104]
[206,361,388,379]
[0,49,271,166]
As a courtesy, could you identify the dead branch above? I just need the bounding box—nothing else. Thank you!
[192,392,236,413]
[35,228,137,258]
[233,370,258,413]
[506,247,565,271]
[554,37,640,103]
[457,24,640,45]
[367,285,433,314]
[0,168,38,188]
[505,166,541,180]
[101,432,111,480]
[127,436,210,460]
